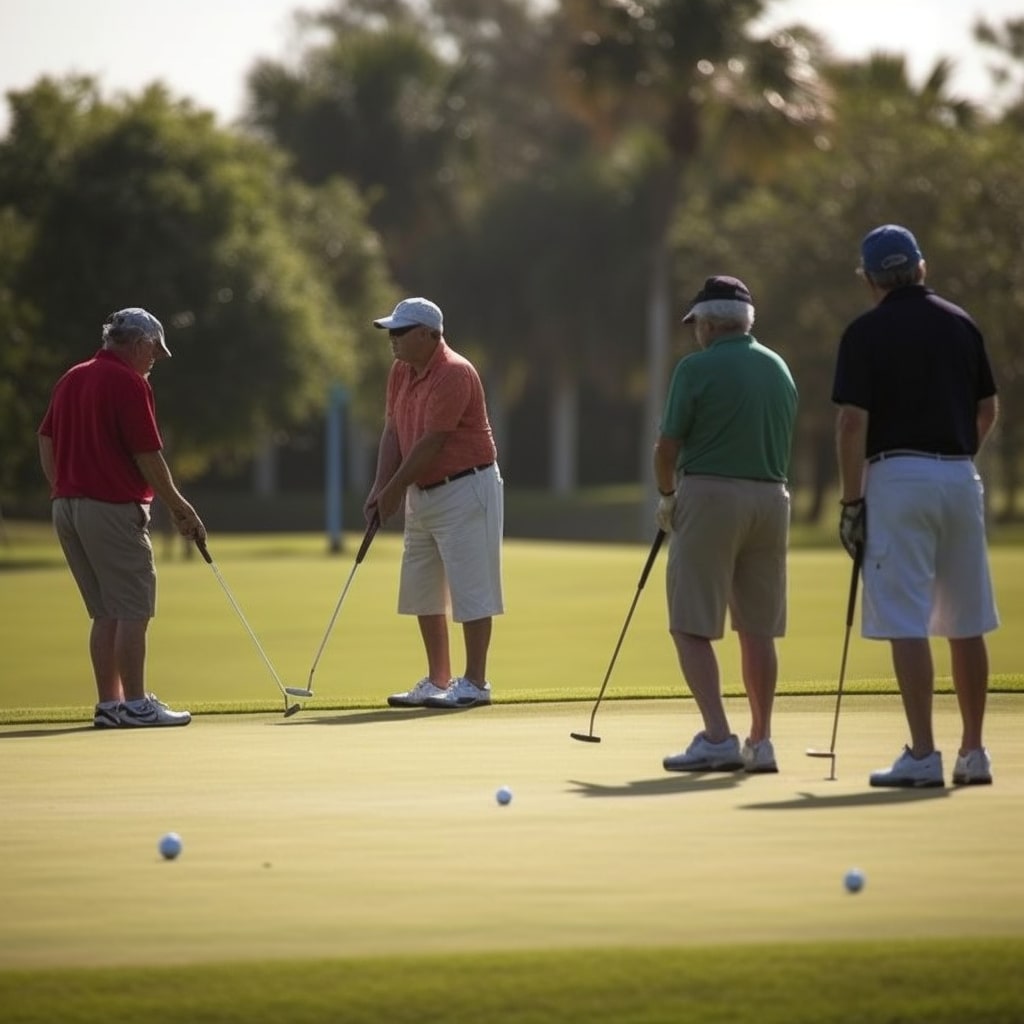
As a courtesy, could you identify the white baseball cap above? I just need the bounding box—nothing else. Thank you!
[373,297,443,332]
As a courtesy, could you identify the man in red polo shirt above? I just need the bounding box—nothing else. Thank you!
[365,297,504,710]
[38,307,206,728]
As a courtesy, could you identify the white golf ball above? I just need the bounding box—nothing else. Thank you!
[844,867,865,893]
[495,786,512,806]
[159,832,183,860]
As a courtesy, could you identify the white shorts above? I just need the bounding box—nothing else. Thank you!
[861,457,999,639]
[398,464,504,622]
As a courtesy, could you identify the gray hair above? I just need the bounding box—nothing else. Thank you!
[863,262,925,291]
[689,299,755,331]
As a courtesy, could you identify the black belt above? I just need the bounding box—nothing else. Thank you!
[867,450,971,465]
[420,463,493,491]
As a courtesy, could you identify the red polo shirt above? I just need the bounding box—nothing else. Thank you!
[39,348,163,502]
[386,340,496,486]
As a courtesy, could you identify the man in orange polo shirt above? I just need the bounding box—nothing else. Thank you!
[365,297,504,709]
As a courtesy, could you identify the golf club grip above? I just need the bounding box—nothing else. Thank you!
[195,537,213,565]
[637,530,667,589]
[846,545,863,626]
[355,512,380,563]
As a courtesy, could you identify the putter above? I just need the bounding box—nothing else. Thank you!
[299,511,381,699]
[196,538,301,718]
[571,529,667,744]
[807,544,863,779]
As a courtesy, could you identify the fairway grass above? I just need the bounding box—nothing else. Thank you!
[1,697,1022,1022]
[3,532,1024,717]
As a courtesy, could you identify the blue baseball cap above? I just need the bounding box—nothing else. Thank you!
[860,225,923,275]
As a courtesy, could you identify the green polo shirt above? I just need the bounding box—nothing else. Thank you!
[660,333,797,481]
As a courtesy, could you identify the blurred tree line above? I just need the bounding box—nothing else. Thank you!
[2,0,1023,527]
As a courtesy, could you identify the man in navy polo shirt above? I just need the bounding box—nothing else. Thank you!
[832,225,999,788]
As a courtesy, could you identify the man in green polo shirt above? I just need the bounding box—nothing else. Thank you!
[653,275,797,774]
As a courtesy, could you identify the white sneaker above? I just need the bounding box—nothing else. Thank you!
[387,678,449,708]
[663,732,743,772]
[93,702,122,729]
[119,695,191,727]
[741,738,778,774]
[423,677,492,709]
[869,746,944,788]
[952,748,992,786]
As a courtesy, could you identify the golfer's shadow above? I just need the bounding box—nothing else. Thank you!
[287,708,454,726]
[740,788,953,810]
[567,774,745,798]
[0,725,96,739]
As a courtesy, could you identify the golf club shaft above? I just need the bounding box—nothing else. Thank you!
[306,512,381,692]
[826,544,863,756]
[581,529,667,736]
[196,538,293,707]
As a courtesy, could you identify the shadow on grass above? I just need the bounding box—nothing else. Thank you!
[567,774,745,797]
[0,725,95,738]
[282,708,457,726]
[740,788,953,810]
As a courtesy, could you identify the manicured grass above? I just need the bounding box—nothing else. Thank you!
[3,524,1023,720]
[1,697,1022,1022]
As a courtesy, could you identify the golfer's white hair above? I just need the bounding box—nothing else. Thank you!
[689,299,755,329]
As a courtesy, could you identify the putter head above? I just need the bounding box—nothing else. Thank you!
[283,704,301,718]
[806,748,837,779]
[284,687,314,698]
[570,732,601,744]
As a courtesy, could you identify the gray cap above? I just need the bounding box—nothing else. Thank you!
[373,297,443,332]
[103,307,171,357]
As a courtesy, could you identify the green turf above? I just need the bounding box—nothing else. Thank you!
[3,940,1022,1024]
[2,697,1022,1023]
[3,524,1024,721]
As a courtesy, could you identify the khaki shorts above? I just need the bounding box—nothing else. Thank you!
[399,464,504,622]
[53,498,156,620]
[666,476,789,639]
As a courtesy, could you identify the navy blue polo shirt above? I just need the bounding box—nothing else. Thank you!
[831,285,996,458]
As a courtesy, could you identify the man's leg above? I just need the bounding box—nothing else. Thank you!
[672,631,731,741]
[950,635,988,753]
[90,618,122,703]
[738,631,777,743]
[418,613,451,686]
[116,618,150,702]
[890,637,935,757]
[461,616,491,688]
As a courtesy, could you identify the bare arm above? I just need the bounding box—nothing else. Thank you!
[371,428,449,523]
[653,435,681,495]
[133,450,205,540]
[835,404,869,503]
[38,435,56,490]
[977,395,998,451]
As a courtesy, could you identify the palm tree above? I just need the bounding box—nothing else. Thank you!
[555,0,830,510]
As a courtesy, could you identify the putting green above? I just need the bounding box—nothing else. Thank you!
[1,694,1021,969]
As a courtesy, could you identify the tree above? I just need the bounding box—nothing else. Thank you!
[555,0,830,508]
[0,78,393,497]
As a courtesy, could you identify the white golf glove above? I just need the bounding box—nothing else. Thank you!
[655,494,676,533]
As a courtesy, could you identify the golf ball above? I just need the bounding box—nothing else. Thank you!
[159,832,183,860]
[844,867,865,893]
[496,786,512,806]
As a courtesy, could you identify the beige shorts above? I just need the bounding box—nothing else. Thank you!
[666,476,789,639]
[399,464,504,622]
[53,498,156,620]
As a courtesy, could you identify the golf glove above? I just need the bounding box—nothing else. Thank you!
[839,499,866,559]
[655,494,677,533]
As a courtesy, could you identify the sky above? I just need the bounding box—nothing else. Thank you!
[0,0,1020,137]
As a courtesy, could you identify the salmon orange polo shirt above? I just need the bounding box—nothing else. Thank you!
[386,340,496,487]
